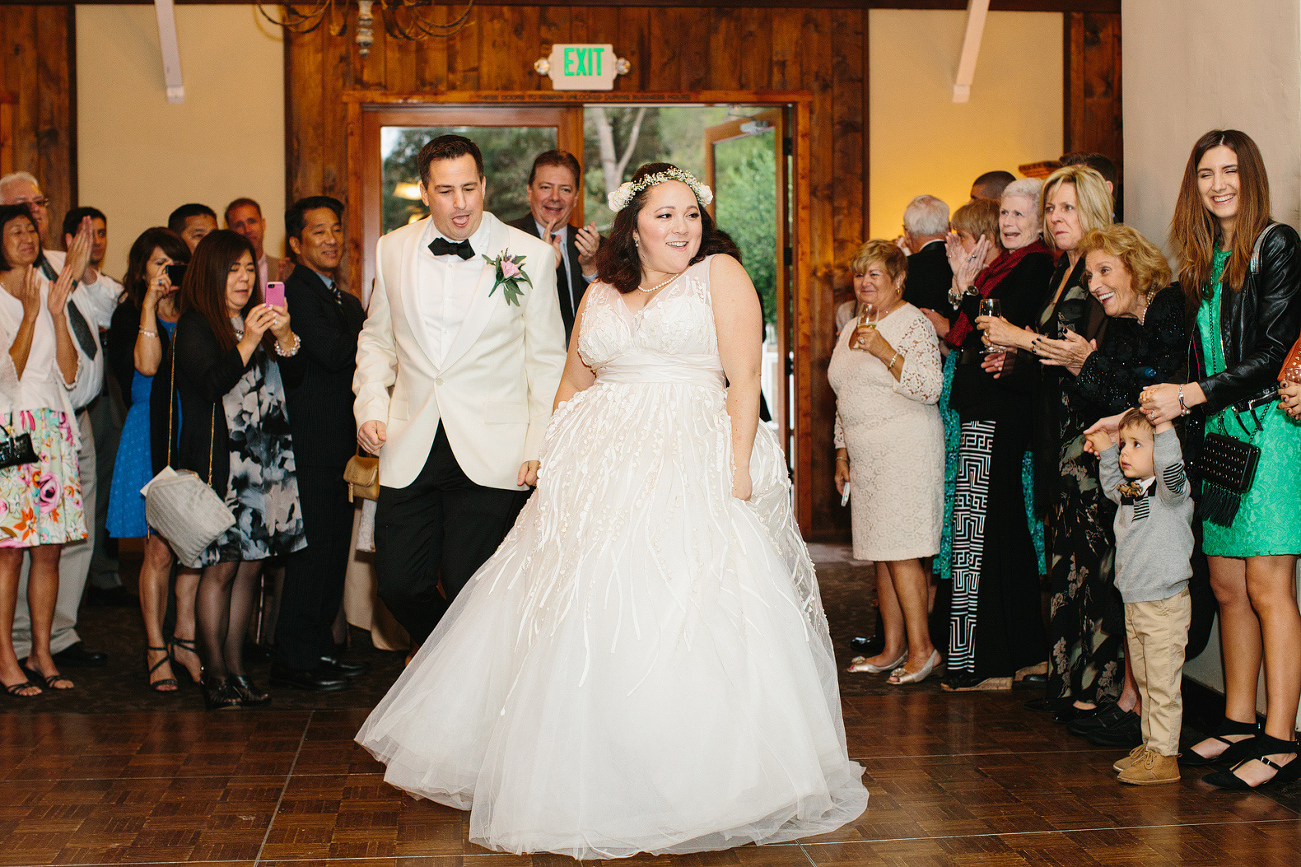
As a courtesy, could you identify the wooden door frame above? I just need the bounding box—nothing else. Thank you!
[343,89,816,533]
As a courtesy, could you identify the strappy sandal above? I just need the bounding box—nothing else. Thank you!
[1203,734,1301,790]
[146,645,179,693]
[20,662,72,690]
[1180,716,1261,767]
[168,635,203,684]
[4,679,41,697]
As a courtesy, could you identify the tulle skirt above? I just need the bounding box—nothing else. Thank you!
[356,380,868,859]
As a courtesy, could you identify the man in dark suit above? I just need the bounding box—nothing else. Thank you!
[271,196,368,691]
[506,150,601,343]
[901,195,955,321]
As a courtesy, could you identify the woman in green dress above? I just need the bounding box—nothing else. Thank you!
[1142,129,1301,789]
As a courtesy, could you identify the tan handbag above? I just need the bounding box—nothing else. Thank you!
[343,450,380,502]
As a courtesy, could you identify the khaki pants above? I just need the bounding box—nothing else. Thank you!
[1124,587,1192,757]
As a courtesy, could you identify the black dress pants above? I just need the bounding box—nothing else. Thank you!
[277,466,354,669]
[374,424,529,645]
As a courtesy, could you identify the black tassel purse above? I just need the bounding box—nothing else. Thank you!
[1197,410,1261,527]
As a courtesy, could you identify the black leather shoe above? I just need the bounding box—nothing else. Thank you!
[1086,713,1142,748]
[1012,673,1049,690]
[229,675,271,706]
[52,642,108,668]
[1067,702,1130,736]
[319,655,369,678]
[270,662,348,691]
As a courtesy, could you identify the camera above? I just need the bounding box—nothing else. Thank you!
[165,263,187,287]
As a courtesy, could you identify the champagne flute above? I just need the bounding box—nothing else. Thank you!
[980,298,1003,354]
[854,304,875,350]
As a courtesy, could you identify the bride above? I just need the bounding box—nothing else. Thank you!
[356,163,868,859]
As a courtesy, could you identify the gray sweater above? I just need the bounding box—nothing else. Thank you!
[1099,429,1195,604]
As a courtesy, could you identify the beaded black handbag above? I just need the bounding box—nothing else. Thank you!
[0,424,37,470]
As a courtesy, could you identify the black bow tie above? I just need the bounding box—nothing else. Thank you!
[429,237,474,260]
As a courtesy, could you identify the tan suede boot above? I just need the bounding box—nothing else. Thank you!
[1113,744,1148,773]
[1118,750,1181,785]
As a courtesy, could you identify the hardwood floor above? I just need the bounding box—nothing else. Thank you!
[2,544,1298,866]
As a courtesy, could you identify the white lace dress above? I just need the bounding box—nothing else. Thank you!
[828,304,944,561]
[356,255,868,859]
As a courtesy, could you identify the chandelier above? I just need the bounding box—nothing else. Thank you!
[260,0,475,58]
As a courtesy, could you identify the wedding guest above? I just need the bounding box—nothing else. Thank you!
[831,240,944,684]
[168,204,218,253]
[273,196,366,692]
[0,205,85,696]
[174,230,307,709]
[900,195,953,315]
[225,197,289,288]
[1141,130,1301,788]
[943,179,1054,691]
[970,170,1015,201]
[106,227,199,691]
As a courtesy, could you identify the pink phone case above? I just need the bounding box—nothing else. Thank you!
[265,282,286,308]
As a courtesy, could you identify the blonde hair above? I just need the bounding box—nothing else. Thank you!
[1077,224,1173,299]
[849,239,907,282]
[1041,165,1113,251]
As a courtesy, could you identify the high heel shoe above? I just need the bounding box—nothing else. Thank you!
[888,649,941,685]
[1180,716,1261,767]
[169,635,203,684]
[145,646,178,693]
[1202,734,1301,790]
[847,650,908,674]
[201,675,243,711]
[229,675,270,707]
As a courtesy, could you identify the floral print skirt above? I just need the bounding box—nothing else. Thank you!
[0,407,86,548]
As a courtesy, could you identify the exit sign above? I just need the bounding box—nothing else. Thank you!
[539,44,621,91]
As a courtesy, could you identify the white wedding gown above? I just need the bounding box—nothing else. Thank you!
[356,256,868,859]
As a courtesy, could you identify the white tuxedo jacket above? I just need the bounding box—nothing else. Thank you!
[353,212,567,491]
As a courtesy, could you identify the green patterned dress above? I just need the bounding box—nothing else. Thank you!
[1197,249,1301,556]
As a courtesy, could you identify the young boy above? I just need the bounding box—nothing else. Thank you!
[1086,409,1195,785]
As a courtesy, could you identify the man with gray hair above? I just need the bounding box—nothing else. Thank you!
[901,194,954,317]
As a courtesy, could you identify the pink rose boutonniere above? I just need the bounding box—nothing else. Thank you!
[483,250,532,307]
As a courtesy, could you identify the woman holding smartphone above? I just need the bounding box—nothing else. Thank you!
[106,227,198,691]
[1141,130,1301,789]
[174,230,307,710]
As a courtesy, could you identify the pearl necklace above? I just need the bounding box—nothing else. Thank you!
[638,272,682,294]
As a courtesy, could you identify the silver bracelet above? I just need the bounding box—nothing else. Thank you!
[835,456,849,463]
[274,332,301,357]
[138,328,157,339]
[1178,386,1190,417]
[887,351,902,372]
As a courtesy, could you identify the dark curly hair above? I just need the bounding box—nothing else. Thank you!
[595,162,730,294]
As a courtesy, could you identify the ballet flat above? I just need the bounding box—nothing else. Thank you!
[888,650,941,685]
[848,650,908,674]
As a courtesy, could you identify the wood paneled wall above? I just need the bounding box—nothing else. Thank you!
[0,4,75,241]
[1064,11,1122,170]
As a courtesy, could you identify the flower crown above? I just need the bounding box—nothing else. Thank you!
[607,167,714,213]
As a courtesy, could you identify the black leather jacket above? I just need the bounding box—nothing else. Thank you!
[1191,222,1301,415]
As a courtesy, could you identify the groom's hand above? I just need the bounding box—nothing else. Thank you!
[518,460,539,487]
[359,420,387,453]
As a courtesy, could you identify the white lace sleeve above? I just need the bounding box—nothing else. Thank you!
[833,410,845,450]
[891,313,942,405]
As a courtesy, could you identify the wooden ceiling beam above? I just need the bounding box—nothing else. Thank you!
[21,1,1121,12]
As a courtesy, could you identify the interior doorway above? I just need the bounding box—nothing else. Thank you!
[348,92,812,527]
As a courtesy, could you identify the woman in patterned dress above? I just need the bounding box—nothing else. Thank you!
[1142,130,1301,789]
[831,240,945,684]
[173,230,307,710]
[0,205,86,697]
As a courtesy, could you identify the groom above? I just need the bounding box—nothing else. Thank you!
[354,134,567,645]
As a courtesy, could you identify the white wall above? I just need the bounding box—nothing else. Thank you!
[869,10,1063,240]
[77,5,285,280]
[1123,0,1301,250]
[1124,0,1301,722]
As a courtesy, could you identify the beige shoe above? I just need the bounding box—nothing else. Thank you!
[1118,750,1181,785]
[1113,744,1148,773]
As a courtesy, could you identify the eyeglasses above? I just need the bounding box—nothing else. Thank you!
[15,197,49,208]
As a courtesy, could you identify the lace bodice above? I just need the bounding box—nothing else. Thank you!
[577,256,724,387]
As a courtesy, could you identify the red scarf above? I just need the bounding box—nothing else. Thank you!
[945,239,1049,348]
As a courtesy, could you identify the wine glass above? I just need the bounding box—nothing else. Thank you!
[980,298,1003,354]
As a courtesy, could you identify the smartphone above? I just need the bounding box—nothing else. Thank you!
[840,481,851,507]
[165,263,186,287]
[264,281,286,308]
